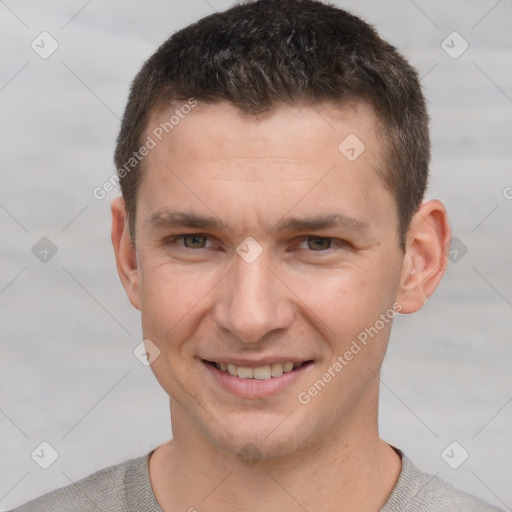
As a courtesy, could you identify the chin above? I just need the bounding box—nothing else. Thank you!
[201,410,314,464]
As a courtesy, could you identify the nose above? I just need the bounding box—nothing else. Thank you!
[213,250,294,344]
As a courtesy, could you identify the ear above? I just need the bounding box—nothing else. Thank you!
[396,199,451,314]
[111,197,140,310]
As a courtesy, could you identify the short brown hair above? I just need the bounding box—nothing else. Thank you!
[114,0,429,249]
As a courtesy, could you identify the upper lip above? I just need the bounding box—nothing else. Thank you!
[201,357,313,367]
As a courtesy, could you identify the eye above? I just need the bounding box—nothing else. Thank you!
[176,234,209,249]
[305,236,332,251]
[294,236,352,254]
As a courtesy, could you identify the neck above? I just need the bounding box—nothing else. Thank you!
[149,405,402,512]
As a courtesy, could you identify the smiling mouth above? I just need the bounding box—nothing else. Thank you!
[203,360,313,380]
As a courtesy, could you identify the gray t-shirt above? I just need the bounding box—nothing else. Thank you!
[9,448,503,511]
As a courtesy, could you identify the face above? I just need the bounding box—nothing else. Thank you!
[118,100,409,460]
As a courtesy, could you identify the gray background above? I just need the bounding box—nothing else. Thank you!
[1,0,511,509]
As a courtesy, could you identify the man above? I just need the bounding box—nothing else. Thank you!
[11,0,503,510]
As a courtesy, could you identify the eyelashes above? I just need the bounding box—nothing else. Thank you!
[174,234,210,249]
[167,234,350,253]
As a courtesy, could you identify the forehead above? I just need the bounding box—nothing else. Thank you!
[138,100,395,236]
[147,100,382,169]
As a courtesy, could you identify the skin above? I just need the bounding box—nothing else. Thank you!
[111,100,451,512]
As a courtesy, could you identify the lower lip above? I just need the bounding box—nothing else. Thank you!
[202,361,313,399]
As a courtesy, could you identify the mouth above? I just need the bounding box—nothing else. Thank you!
[202,360,313,380]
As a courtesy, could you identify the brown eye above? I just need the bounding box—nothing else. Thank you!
[307,237,332,251]
[183,235,207,249]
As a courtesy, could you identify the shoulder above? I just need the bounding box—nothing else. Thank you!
[382,450,504,512]
[7,451,157,512]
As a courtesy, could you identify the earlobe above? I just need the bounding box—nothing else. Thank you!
[397,200,451,314]
[111,197,141,310]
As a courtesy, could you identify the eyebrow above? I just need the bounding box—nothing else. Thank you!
[273,213,370,233]
[144,210,370,234]
[145,210,231,232]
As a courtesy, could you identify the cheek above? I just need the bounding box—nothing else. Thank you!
[137,260,215,349]
[292,260,400,346]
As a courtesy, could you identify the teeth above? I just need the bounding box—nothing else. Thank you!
[237,366,253,379]
[217,361,304,380]
[253,365,272,380]
[283,362,294,373]
[271,363,283,377]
